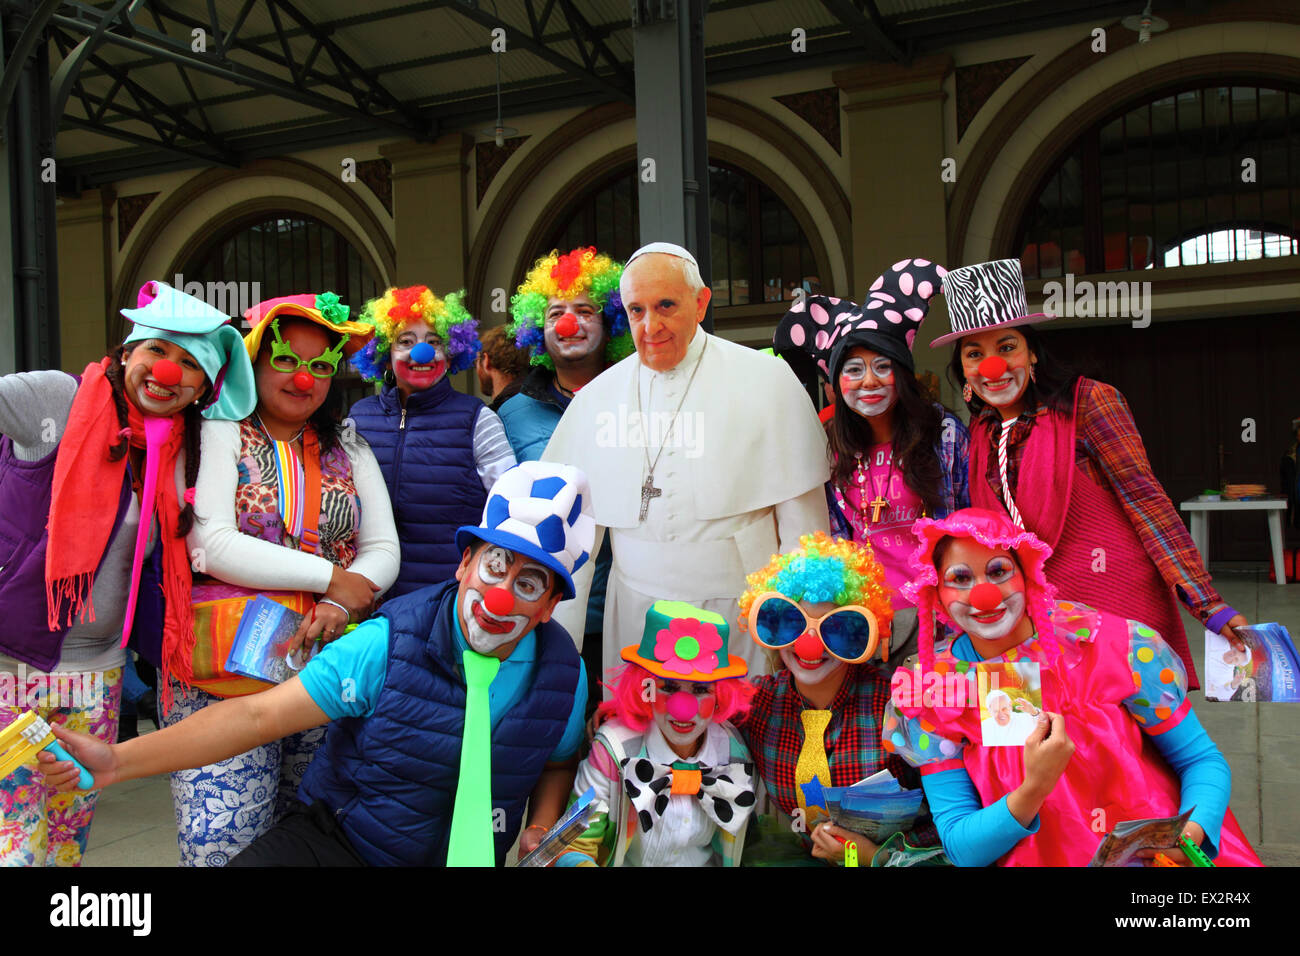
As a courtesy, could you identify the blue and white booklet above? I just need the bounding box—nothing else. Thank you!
[1204,623,1300,702]
[225,595,308,685]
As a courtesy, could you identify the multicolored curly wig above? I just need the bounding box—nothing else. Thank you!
[594,661,755,734]
[508,247,633,370]
[737,531,894,646]
[350,285,480,382]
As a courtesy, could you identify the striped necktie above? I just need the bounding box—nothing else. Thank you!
[446,648,501,866]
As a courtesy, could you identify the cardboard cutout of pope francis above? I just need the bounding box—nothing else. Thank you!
[542,242,831,680]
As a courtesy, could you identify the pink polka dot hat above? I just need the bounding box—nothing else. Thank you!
[773,257,947,383]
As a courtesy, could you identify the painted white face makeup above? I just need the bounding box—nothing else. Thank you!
[939,553,1027,643]
[392,319,447,391]
[839,354,897,418]
[960,332,1033,409]
[459,546,552,654]
[973,365,1027,408]
[651,679,717,753]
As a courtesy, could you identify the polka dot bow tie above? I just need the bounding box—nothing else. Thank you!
[620,757,757,836]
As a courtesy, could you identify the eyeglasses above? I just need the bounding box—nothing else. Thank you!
[747,591,885,664]
[269,319,345,378]
[839,357,893,383]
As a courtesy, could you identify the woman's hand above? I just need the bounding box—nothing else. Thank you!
[520,824,549,855]
[810,821,878,864]
[288,601,350,655]
[36,725,120,792]
[327,567,380,620]
[1008,712,1073,827]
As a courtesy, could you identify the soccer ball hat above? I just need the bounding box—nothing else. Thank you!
[455,461,595,600]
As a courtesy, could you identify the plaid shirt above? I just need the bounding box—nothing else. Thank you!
[736,664,908,819]
[978,377,1229,625]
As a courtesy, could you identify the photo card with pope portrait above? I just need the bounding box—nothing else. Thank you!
[977,661,1043,747]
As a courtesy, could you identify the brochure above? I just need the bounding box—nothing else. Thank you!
[516,786,605,867]
[823,769,925,843]
[224,595,309,685]
[1204,623,1300,702]
[1089,808,1194,867]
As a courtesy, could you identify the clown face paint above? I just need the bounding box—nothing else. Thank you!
[456,544,556,655]
[936,538,1031,646]
[838,348,896,419]
[392,320,447,391]
[544,294,606,363]
[959,329,1034,412]
[124,339,207,417]
[777,601,846,686]
[651,678,717,757]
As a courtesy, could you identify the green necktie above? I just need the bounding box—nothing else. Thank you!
[446,648,501,867]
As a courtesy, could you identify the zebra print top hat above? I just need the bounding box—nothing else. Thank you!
[928,258,1055,348]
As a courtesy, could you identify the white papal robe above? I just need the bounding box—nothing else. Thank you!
[542,329,830,679]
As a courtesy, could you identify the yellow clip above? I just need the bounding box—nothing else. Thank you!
[0,712,53,779]
[844,841,858,868]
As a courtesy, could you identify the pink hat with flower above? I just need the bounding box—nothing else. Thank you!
[621,600,748,682]
[903,508,1060,674]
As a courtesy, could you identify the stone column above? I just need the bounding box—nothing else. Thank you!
[834,56,958,406]
[56,188,112,371]
[380,134,472,290]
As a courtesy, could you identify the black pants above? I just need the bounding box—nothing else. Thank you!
[228,800,367,867]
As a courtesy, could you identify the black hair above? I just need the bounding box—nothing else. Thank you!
[256,317,347,454]
[946,324,1080,418]
[105,343,206,538]
[828,354,948,517]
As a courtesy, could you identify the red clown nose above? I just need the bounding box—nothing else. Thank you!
[292,370,315,392]
[977,356,1008,380]
[555,313,579,338]
[793,631,824,661]
[970,582,1003,612]
[484,586,514,616]
[151,359,183,387]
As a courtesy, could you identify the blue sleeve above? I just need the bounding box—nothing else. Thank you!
[923,767,1041,867]
[1149,709,1231,858]
[296,619,391,720]
[951,416,971,511]
[548,656,588,763]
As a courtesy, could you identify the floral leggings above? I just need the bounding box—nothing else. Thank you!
[163,677,325,867]
[0,667,123,867]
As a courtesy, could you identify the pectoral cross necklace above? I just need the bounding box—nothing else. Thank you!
[637,337,708,522]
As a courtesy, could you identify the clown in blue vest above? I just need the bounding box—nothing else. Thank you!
[42,461,595,867]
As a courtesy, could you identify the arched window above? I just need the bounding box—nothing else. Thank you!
[538,163,823,307]
[180,213,383,308]
[179,213,384,408]
[1016,84,1300,278]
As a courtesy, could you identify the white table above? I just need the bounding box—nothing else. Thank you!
[1179,497,1288,586]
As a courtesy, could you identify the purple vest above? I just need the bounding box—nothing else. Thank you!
[0,435,132,670]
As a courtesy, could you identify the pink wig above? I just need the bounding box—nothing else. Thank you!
[902,508,1060,674]
[596,661,756,733]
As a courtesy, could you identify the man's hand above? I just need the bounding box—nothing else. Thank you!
[36,725,120,791]
[1222,615,1250,652]
[519,824,549,855]
[1013,697,1040,716]
[810,821,879,864]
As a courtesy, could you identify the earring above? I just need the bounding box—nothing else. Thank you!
[1029,363,1037,384]
[962,383,973,403]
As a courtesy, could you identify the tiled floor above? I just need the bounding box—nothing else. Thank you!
[83,569,1300,866]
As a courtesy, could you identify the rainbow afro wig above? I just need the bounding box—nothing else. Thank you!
[509,246,633,370]
[737,531,893,643]
[351,285,480,382]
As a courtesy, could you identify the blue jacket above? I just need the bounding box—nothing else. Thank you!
[349,380,487,597]
[297,579,579,866]
[497,366,611,636]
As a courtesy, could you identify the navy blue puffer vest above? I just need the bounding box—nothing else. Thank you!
[349,379,487,597]
[297,579,579,866]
